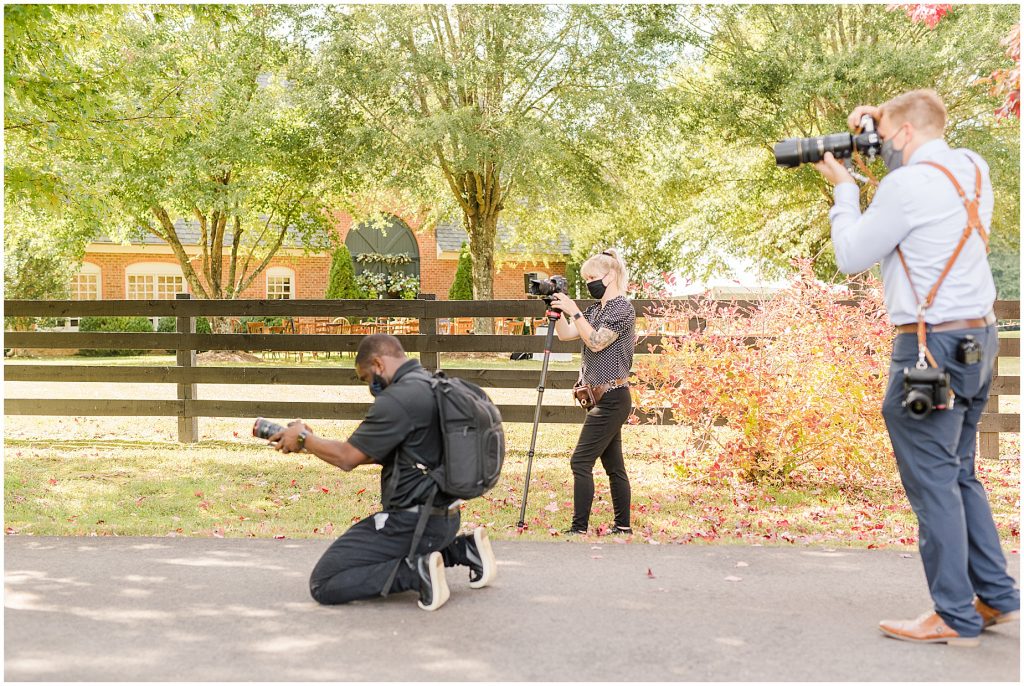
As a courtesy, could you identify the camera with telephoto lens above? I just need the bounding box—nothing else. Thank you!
[902,367,953,421]
[253,417,284,440]
[774,115,882,168]
[524,273,568,298]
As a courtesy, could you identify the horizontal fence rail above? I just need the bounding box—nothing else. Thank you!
[4,298,1019,455]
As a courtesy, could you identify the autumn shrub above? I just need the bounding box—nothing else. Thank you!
[632,260,895,485]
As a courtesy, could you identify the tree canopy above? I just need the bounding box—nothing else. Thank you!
[659,3,1019,289]
[5,4,1019,300]
[5,5,349,303]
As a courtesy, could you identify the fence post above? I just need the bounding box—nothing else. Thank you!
[176,293,199,443]
[418,294,439,372]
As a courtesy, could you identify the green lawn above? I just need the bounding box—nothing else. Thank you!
[5,421,1019,550]
[4,352,1019,549]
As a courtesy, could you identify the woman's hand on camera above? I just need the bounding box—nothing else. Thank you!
[550,292,580,318]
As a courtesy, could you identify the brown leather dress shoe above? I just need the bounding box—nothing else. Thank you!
[879,611,980,647]
[976,598,1021,629]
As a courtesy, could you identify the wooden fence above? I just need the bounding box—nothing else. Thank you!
[4,297,1019,458]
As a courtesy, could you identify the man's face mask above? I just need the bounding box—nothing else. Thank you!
[881,124,908,171]
[586,274,609,299]
[366,365,388,396]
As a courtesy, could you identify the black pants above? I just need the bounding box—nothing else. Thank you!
[570,386,632,530]
[309,509,470,605]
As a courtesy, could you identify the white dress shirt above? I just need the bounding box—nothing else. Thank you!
[829,138,996,325]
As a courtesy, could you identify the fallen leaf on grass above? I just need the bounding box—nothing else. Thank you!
[135,497,146,506]
[543,502,559,513]
[48,478,57,486]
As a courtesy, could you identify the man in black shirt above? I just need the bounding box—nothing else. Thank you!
[268,334,497,611]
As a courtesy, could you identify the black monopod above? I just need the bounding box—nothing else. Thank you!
[516,298,562,530]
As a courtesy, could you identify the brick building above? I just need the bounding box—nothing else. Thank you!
[74,211,569,302]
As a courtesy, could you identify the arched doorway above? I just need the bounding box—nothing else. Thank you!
[344,215,421,288]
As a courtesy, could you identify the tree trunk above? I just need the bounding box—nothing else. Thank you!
[467,210,498,334]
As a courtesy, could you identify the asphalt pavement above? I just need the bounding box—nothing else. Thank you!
[4,536,1020,681]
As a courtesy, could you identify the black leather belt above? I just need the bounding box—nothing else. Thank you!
[396,504,451,516]
[896,311,996,334]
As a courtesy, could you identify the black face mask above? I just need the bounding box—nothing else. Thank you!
[586,277,607,299]
[369,373,388,396]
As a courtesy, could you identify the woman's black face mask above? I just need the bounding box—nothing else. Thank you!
[586,274,609,299]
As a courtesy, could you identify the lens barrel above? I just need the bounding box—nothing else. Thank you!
[253,417,285,439]
[774,133,855,168]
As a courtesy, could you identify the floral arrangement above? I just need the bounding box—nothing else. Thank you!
[355,252,413,266]
[355,271,420,299]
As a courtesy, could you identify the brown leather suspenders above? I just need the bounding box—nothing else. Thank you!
[895,156,989,369]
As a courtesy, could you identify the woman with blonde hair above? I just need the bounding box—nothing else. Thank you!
[550,248,635,535]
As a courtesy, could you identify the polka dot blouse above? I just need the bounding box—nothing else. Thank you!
[580,295,635,387]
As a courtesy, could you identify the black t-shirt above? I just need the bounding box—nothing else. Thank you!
[346,359,447,509]
[581,295,635,385]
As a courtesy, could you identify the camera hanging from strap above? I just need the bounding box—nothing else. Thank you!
[852,152,989,370]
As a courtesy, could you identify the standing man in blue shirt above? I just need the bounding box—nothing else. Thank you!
[813,89,1019,646]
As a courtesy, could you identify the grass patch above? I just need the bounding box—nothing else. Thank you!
[6,429,1019,551]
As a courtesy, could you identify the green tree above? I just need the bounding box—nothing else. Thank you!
[662,4,1019,284]
[308,4,688,325]
[448,243,474,300]
[325,245,362,299]
[5,5,353,315]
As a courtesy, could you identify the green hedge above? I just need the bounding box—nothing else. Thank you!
[77,316,154,356]
[156,316,212,334]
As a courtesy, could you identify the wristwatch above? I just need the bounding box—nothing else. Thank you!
[296,430,308,451]
[573,312,583,321]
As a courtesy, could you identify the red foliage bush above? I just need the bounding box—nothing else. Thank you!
[632,260,895,485]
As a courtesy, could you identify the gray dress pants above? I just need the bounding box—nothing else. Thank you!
[881,325,1019,636]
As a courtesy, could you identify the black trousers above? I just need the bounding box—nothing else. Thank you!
[309,509,468,605]
[570,386,632,530]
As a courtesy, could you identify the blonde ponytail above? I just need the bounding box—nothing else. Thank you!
[581,248,630,294]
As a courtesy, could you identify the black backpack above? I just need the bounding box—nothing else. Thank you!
[381,370,505,596]
[428,371,505,499]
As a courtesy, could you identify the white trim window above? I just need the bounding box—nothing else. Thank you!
[71,262,101,300]
[126,262,188,300]
[266,266,295,300]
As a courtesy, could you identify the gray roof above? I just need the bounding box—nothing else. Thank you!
[435,221,570,256]
[92,218,306,248]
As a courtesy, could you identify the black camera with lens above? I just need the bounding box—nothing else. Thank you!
[253,417,284,439]
[774,115,882,168]
[902,367,953,421]
[525,272,568,299]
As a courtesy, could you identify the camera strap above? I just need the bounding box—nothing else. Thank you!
[894,156,987,370]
